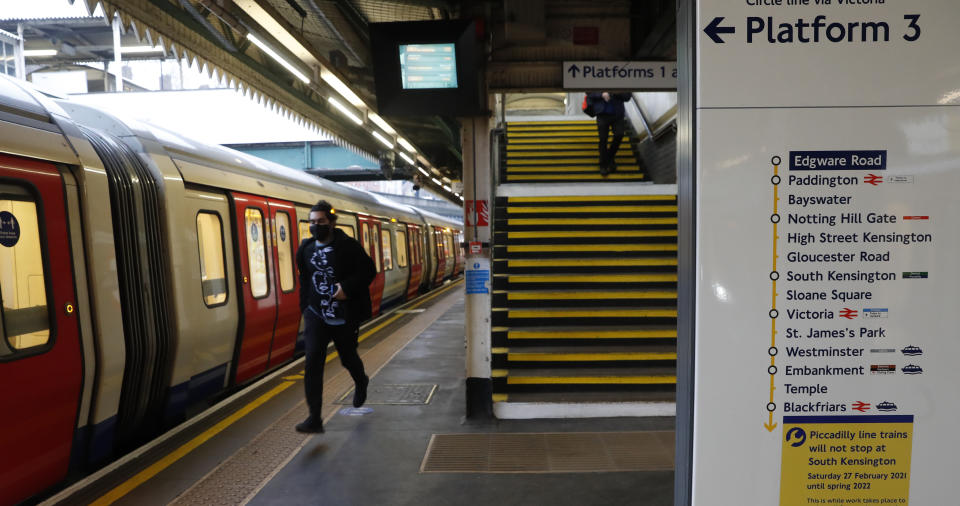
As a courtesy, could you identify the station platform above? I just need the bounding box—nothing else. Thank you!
[44,281,675,506]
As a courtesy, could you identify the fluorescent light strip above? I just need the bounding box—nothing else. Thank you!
[121,45,164,54]
[320,67,364,106]
[397,137,416,153]
[368,113,396,135]
[328,97,363,125]
[431,177,442,186]
[398,152,415,165]
[23,49,57,57]
[247,33,310,84]
[371,131,394,148]
[417,166,429,176]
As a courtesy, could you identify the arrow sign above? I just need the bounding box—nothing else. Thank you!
[704,17,735,44]
[567,64,580,77]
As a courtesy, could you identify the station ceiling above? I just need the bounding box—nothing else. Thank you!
[4,0,676,201]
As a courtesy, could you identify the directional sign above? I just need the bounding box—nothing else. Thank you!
[562,61,676,90]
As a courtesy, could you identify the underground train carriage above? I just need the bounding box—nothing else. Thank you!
[0,77,463,505]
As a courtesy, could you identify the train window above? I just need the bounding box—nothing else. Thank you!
[0,195,50,355]
[444,233,454,260]
[395,230,408,268]
[361,223,380,272]
[381,228,393,271]
[275,211,295,293]
[196,212,228,307]
[372,224,382,272]
[337,224,355,238]
[299,220,311,245]
[244,208,269,298]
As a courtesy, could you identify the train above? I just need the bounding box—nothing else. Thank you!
[0,75,464,505]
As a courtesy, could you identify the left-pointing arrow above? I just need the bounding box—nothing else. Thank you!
[704,16,736,44]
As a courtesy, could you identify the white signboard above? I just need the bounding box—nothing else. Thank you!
[693,2,960,505]
[562,61,677,89]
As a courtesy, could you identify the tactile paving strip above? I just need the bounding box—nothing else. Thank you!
[335,383,438,405]
[420,431,674,473]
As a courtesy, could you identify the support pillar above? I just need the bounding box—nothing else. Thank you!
[462,114,493,419]
[112,16,122,92]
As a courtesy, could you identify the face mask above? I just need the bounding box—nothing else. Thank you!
[310,223,333,241]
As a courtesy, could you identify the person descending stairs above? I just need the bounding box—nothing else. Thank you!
[491,119,677,412]
[502,120,646,183]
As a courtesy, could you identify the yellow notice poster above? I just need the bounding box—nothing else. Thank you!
[780,415,913,505]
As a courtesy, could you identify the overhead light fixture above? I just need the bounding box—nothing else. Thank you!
[23,49,57,57]
[320,66,364,106]
[431,177,442,186]
[121,45,164,54]
[397,137,416,153]
[398,151,415,165]
[368,113,396,135]
[247,33,310,84]
[328,96,363,125]
[371,130,394,148]
[417,166,429,176]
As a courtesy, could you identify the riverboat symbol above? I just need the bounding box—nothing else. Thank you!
[901,345,923,356]
[876,401,897,412]
[901,364,923,375]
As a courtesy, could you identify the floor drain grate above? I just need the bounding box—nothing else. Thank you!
[335,383,438,405]
[420,431,674,473]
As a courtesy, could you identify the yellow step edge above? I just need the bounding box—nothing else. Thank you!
[506,244,678,253]
[506,205,677,214]
[507,120,597,126]
[492,393,509,402]
[506,230,677,238]
[503,274,678,283]
[508,217,675,226]
[506,144,604,150]
[492,369,509,378]
[504,309,677,318]
[506,149,626,156]
[503,329,678,339]
[505,290,677,300]
[505,166,642,173]
[508,352,678,362]
[507,195,676,202]
[508,137,630,143]
[507,125,599,131]
[508,157,633,165]
[509,132,629,138]
[506,376,678,385]
[492,347,509,354]
[504,258,677,267]
[506,174,646,181]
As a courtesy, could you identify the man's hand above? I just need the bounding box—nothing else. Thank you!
[602,92,610,101]
[333,283,347,300]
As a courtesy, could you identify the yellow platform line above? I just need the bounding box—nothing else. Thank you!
[501,329,678,339]
[506,174,646,181]
[506,244,678,253]
[508,195,676,202]
[505,309,677,318]
[508,352,678,361]
[507,205,677,214]
[505,166,641,173]
[504,274,678,283]
[504,375,677,385]
[505,290,677,300]
[508,217,674,226]
[506,230,677,239]
[505,258,677,267]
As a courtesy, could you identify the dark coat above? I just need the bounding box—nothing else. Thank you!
[586,92,632,118]
[296,228,376,326]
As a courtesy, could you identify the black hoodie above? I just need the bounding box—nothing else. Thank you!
[296,227,376,326]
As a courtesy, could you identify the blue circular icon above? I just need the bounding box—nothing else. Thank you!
[0,211,20,248]
[279,225,286,242]
[786,427,806,447]
[250,223,259,242]
[473,262,480,269]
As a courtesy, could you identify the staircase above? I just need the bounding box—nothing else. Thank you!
[503,120,646,183]
[490,120,678,414]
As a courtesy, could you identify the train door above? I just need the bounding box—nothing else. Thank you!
[404,224,421,299]
[0,155,83,504]
[357,215,384,316]
[230,192,277,384]
[266,200,299,368]
[433,227,447,286]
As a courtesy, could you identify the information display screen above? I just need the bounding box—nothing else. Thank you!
[398,43,457,89]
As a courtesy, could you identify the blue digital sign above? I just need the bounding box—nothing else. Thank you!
[399,43,458,90]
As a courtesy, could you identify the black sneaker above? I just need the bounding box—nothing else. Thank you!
[608,161,617,173]
[353,376,369,408]
[599,164,610,176]
[295,417,324,434]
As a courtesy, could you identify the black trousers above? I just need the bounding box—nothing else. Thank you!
[303,311,366,419]
[596,115,626,168]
